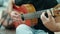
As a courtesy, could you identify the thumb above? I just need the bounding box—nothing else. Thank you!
[41,12,48,23]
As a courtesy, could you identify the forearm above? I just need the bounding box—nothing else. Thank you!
[56,23,60,31]
[7,0,13,13]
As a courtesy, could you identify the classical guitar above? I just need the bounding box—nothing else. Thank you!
[13,4,38,28]
[13,4,60,28]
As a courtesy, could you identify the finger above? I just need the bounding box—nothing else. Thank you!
[41,12,48,23]
[10,11,20,17]
[47,10,53,19]
[12,16,23,21]
[11,15,22,22]
[14,11,20,15]
[47,10,52,17]
[11,15,21,19]
[12,18,21,22]
[11,14,21,20]
[41,12,48,20]
[13,18,25,24]
[10,11,24,22]
[47,10,55,21]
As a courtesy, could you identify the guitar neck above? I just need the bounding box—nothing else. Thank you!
[21,8,54,20]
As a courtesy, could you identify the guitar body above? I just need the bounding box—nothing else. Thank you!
[13,4,38,28]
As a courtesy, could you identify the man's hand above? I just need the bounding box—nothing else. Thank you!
[40,11,58,32]
[10,11,25,27]
[41,11,55,25]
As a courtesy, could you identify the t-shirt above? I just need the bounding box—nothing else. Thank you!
[15,0,58,34]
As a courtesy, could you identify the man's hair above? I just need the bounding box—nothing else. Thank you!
[15,0,33,6]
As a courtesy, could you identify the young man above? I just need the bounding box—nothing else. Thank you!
[11,0,58,34]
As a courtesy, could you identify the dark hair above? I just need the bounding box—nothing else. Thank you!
[15,0,32,6]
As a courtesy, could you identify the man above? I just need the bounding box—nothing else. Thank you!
[10,0,58,34]
[0,0,59,34]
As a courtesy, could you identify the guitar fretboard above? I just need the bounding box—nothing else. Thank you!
[21,8,54,20]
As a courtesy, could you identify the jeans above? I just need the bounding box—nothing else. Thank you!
[16,24,47,34]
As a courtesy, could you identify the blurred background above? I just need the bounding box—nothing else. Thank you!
[57,0,60,3]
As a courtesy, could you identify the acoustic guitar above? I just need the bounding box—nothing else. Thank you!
[13,4,38,28]
[13,4,60,28]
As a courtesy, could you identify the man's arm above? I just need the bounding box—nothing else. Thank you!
[6,0,13,14]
